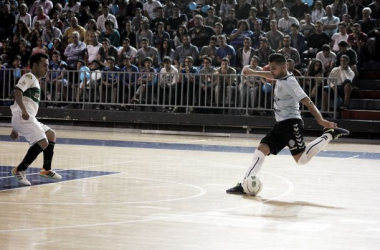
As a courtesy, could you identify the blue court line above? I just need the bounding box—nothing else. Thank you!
[1,135,379,160]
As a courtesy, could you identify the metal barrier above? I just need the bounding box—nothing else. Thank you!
[0,68,338,118]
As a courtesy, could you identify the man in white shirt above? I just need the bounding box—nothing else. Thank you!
[96,5,118,32]
[316,44,336,76]
[331,22,348,52]
[325,55,355,110]
[85,32,101,64]
[159,56,179,112]
[143,0,162,20]
[278,7,299,34]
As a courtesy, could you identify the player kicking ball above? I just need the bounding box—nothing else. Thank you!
[227,53,349,196]
[10,53,62,186]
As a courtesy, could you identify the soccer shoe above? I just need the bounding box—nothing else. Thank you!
[323,127,350,140]
[226,183,245,194]
[11,168,31,186]
[40,169,62,180]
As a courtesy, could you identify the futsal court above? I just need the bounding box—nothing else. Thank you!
[0,125,379,250]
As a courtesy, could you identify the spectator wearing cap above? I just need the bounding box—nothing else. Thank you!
[321,5,340,38]
[235,0,252,20]
[278,7,299,35]
[136,37,158,69]
[85,32,101,64]
[205,6,222,27]
[0,4,15,41]
[335,40,359,78]
[166,5,188,37]
[235,37,256,73]
[118,38,138,66]
[265,20,284,51]
[99,19,120,47]
[331,22,348,53]
[188,14,216,51]
[97,5,118,32]
[290,0,309,21]
[64,31,86,67]
[256,37,276,67]
[29,0,53,17]
[143,0,162,20]
[222,9,238,36]
[174,34,199,69]
[358,7,377,35]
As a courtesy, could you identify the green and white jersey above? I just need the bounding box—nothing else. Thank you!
[10,72,40,117]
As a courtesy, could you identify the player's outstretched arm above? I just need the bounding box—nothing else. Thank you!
[242,67,275,80]
[300,97,337,128]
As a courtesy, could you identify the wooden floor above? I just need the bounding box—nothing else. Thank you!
[0,126,380,250]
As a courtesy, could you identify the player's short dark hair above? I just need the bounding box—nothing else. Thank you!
[269,53,286,65]
[30,53,49,68]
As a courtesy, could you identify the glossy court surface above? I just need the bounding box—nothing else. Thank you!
[0,125,379,250]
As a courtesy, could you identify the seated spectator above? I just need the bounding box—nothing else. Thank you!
[178,56,199,113]
[335,40,359,78]
[0,39,14,65]
[304,21,331,59]
[289,23,306,53]
[32,6,50,29]
[251,20,265,49]
[0,4,15,41]
[273,0,285,21]
[347,23,368,66]
[46,50,67,103]
[166,5,188,37]
[49,38,65,60]
[235,37,256,73]
[256,37,276,67]
[330,0,348,20]
[199,35,218,66]
[62,17,86,47]
[152,22,170,51]
[266,20,284,51]
[119,20,137,48]
[131,8,149,32]
[214,23,226,40]
[331,22,349,53]
[157,38,175,68]
[311,1,325,23]
[41,19,62,47]
[239,56,263,113]
[368,0,380,20]
[365,27,380,63]
[13,20,31,46]
[32,37,49,55]
[286,58,302,76]
[246,7,263,31]
[229,20,253,50]
[277,35,301,68]
[84,19,100,46]
[222,9,238,36]
[303,59,325,103]
[63,0,81,14]
[126,0,143,19]
[29,21,44,48]
[119,55,139,106]
[78,6,94,27]
[98,38,118,64]
[324,55,355,110]
[358,7,377,34]
[321,5,340,38]
[97,56,120,110]
[149,6,167,31]
[342,13,354,34]
[15,4,32,28]
[278,7,299,34]
[136,19,153,49]
[235,0,251,20]
[96,5,118,32]
[173,25,188,48]
[205,6,222,27]
[255,0,269,24]
[174,34,199,69]
[85,32,101,65]
[64,31,86,67]
[29,0,53,17]
[348,0,364,23]
[316,44,336,76]
[215,57,237,106]
[143,0,162,20]
[136,37,158,69]
[219,0,236,21]
[216,34,235,66]
[300,14,316,40]
[290,0,309,21]
[99,19,120,47]
[14,39,31,67]
[188,14,216,51]
[132,57,157,106]
[198,56,217,110]
[118,38,138,66]
[51,10,63,31]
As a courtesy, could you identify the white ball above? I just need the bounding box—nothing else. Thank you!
[242,176,263,196]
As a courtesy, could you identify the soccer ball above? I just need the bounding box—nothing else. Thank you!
[242,176,263,196]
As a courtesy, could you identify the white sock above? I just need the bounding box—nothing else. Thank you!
[297,133,333,165]
[244,149,266,179]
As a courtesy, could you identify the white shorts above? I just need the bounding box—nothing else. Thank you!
[11,112,51,145]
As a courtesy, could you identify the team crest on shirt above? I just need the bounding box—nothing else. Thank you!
[25,73,33,79]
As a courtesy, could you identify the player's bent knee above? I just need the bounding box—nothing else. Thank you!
[296,154,309,165]
[37,139,49,150]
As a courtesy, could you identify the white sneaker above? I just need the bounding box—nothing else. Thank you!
[39,169,62,180]
[11,168,31,186]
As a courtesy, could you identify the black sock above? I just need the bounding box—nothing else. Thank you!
[43,141,55,171]
[17,143,44,171]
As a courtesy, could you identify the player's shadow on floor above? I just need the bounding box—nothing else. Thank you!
[260,199,344,210]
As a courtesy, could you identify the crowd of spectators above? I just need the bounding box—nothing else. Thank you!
[0,0,380,113]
